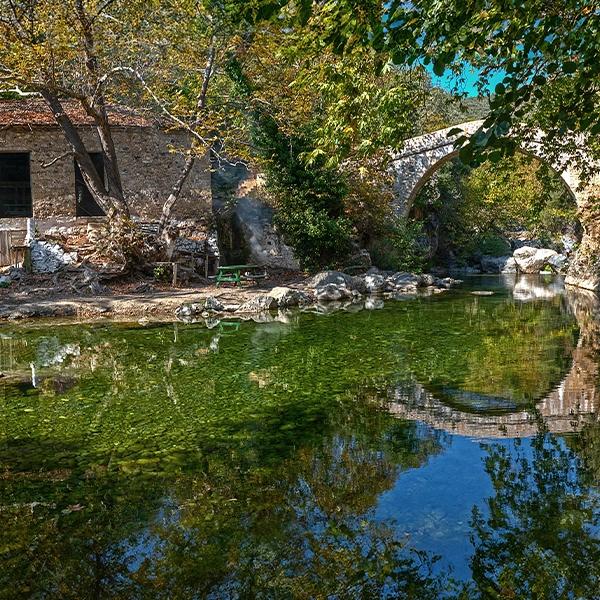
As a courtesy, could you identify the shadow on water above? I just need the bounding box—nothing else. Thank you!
[1,275,600,598]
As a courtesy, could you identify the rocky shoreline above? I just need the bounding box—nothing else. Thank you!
[0,269,462,323]
[175,269,462,323]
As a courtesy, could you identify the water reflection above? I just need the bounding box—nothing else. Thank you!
[1,276,599,597]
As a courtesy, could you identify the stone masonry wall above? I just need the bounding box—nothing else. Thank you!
[0,125,212,232]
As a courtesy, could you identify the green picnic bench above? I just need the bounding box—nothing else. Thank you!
[215,264,266,286]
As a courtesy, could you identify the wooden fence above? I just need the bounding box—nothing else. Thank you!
[0,229,27,267]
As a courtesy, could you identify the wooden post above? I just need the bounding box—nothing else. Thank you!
[172,262,179,287]
[25,218,35,245]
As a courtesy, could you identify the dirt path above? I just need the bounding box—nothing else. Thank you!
[0,280,307,321]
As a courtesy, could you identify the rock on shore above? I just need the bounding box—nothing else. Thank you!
[175,270,462,320]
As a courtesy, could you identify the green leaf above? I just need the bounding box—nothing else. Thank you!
[432,60,445,77]
[459,144,474,163]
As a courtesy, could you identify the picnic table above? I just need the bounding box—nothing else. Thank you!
[215,264,265,286]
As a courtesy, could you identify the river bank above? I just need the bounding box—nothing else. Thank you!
[0,269,461,321]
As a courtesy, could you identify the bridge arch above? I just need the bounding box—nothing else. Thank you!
[392,121,600,291]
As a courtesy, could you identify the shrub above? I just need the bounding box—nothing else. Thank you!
[369,218,428,273]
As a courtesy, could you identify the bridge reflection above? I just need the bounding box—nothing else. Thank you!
[388,283,600,438]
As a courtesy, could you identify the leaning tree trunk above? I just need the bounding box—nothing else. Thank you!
[41,91,129,220]
[158,155,196,237]
[157,41,216,235]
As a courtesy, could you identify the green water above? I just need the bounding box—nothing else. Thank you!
[1,275,599,598]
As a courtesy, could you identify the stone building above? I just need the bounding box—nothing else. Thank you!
[0,99,212,232]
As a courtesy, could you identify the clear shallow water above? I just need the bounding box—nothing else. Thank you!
[1,275,600,598]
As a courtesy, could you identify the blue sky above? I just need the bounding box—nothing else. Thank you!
[426,64,505,97]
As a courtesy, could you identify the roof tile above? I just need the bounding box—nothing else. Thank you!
[0,98,153,127]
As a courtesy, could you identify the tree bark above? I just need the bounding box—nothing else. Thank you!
[40,91,128,220]
[157,155,196,236]
[74,0,127,213]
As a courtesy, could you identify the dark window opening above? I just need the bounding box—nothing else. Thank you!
[0,153,32,218]
[75,153,106,217]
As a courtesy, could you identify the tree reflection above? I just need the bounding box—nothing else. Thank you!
[466,418,600,599]
[1,387,449,598]
[132,403,450,598]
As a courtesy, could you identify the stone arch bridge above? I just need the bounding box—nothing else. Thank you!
[392,120,600,291]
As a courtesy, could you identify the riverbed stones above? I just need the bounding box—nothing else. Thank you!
[513,246,558,273]
[171,269,465,323]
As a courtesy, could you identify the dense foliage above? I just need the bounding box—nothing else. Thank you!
[1,0,598,269]
[413,155,580,266]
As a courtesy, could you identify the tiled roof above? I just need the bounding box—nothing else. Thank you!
[0,98,153,127]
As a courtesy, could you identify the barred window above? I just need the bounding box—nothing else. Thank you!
[0,153,32,218]
[75,153,106,217]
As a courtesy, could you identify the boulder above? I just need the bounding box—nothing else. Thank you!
[237,294,276,313]
[268,286,312,308]
[548,253,569,274]
[175,302,205,319]
[309,271,354,289]
[435,277,463,289]
[419,273,437,287]
[387,272,420,287]
[30,240,77,273]
[480,255,516,274]
[311,271,365,294]
[204,296,225,312]
[0,275,10,287]
[349,276,368,294]
[513,246,558,273]
[315,283,353,302]
[365,273,386,293]
[501,257,518,273]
